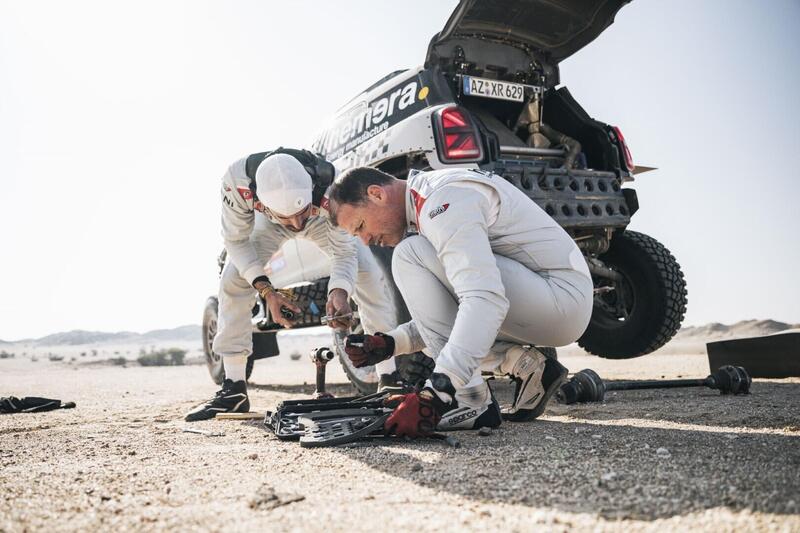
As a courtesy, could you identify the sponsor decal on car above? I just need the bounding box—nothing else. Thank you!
[428,203,449,219]
[313,70,447,161]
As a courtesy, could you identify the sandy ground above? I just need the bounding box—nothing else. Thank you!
[1,351,798,532]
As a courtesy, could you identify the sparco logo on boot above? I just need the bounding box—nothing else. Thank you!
[442,409,478,427]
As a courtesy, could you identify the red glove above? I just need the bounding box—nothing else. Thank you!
[383,390,441,438]
[344,333,394,368]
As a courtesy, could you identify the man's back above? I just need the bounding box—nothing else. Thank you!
[407,168,590,276]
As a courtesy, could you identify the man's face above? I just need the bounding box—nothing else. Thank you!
[268,203,313,232]
[335,185,406,247]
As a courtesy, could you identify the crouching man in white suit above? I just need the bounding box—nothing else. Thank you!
[330,166,593,437]
[186,151,398,422]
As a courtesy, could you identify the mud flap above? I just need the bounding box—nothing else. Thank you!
[706,332,800,378]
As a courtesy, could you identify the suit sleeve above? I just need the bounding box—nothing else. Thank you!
[419,186,510,388]
[325,221,357,297]
[220,169,264,285]
[386,320,427,355]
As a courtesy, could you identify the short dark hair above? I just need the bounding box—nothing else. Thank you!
[330,167,395,206]
[329,167,395,226]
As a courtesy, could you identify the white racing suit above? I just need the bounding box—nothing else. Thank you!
[213,156,397,375]
[386,168,593,397]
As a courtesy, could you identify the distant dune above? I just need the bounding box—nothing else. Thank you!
[673,319,799,341]
[7,325,201,347]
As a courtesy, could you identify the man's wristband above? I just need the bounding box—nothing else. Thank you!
[252,275,270,289]
[254,277,275,301]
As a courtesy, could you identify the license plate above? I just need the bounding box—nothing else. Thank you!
[462,76,526,102]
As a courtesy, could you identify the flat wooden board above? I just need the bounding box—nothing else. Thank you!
[215,412,264,420]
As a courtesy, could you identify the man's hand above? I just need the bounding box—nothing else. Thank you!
[384,372,456,438]
[325,288,352,330]
[383,390,441,438]
[344,333,395,368]
[256,281,301,329]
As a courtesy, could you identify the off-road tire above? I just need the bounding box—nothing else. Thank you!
[333,323,380,395]
[202,296,254,385]
[578,230,687,358]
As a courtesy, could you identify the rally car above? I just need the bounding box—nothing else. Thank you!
[311,0,687,361]
[203,0,688,394]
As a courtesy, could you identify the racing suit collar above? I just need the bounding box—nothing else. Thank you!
[405,172,426,233]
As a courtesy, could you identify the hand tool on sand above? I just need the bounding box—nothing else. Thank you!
[310,347,335,399]
[182,427,225,437]
[320,311,359,326]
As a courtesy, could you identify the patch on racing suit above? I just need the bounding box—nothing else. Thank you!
[428,203,449,219]
[236,187,253,200]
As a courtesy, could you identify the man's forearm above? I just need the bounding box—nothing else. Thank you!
[224,239,264,285]
[385,320,426,356]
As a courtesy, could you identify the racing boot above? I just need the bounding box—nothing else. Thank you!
[437,381,502,431]
[185,379,250,422]
[499,346,568,422]
[429,374,502,431]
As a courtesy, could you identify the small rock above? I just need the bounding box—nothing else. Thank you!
[592,434,602,439]
[545,436,556,441]
[478,427,492,436]
[249,484,304,510]
[128,450,136,456]
[410,463,423,472]
[248,453,258,460]
[574,428,584,434]
[656,447,670,456]
[644,444,650,449]
[601,471,617,482]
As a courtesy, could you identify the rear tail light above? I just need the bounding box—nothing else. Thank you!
[612,126,634,171]
[433,106,483,162]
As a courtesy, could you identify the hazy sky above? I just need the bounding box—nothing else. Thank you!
[1,0,798,340]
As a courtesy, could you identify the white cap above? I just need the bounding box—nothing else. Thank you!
[255,154,312,216]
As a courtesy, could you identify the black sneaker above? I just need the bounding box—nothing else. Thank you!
[503,356,569,422]
[185,379,250,422]
[378,371,407,394]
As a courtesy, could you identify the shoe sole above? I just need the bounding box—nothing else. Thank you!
[502,362,568,422]
[184,397,250,422]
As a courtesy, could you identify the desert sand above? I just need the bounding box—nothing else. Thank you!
[1,336,798,532]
